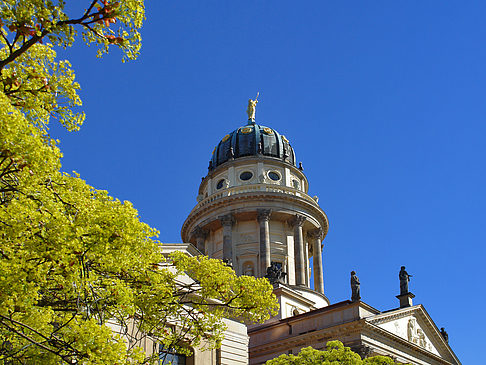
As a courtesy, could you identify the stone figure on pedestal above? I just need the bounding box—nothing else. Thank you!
[350,271,361,301]
[399,266,412,295]
[265,262,286,285]
[440,327,449,343]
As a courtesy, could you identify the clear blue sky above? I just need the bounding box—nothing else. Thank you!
[52,1,485,363]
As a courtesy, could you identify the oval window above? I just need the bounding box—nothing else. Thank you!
[239,171,253,181]
[268,171,280,181]
[216,179,225,189]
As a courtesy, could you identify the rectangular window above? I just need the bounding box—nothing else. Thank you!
[159,345,186,365]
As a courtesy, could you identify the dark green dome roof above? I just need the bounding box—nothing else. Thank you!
[209,122,296,170]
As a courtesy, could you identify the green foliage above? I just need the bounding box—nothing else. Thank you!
[265,341,395,365]
[0,0,145,67]
[0,1,279,364]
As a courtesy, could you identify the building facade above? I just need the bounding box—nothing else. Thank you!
[179,108,460,365]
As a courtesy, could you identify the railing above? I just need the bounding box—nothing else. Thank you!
[193,184,319,211]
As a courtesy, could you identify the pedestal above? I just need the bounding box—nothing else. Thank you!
[396,292,415,308]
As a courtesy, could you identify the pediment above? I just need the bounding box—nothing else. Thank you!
[374,312,439,355]
[366,305,458,363]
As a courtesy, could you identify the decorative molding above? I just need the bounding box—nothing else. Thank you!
[367,309,415,325]
[191,225,208,240]
[307,227,323,240]
[181,191,329,242]
[257,209,272,222]
[219,213,235,227]
[289,214,306,228]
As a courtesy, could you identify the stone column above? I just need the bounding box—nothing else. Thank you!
[304,241,309,287]
[290,215,306,286]
[257,209,272,277]
[191,226,208,254]
[219,214,235,265]
[308,228,324,294]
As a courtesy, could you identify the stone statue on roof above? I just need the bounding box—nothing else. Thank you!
[399,266,412,295]
[350,271,361,301]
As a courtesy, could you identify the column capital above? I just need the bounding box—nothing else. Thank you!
[289,214,306,228]
[307,227,323,240]
[191,225,209,239]
[219,213,235,227]
[257,209,272,222]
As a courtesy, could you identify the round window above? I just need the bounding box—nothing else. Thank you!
[239,171,253,181]
[268,171,280,181]
[216,179,225,189]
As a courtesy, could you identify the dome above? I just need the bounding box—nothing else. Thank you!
[209,122,296,170]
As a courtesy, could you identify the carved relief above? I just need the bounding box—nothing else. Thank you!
[407,318,416,343]
[417,329,427,348]
[407,318,429,350]
[394,321,400,336]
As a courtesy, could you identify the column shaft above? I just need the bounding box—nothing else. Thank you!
[304,241,309,287]
[309,228,324,294]
[191,226,208,254]
[257,209,272,277]
[291,215,306,286]
[219,214,235,265]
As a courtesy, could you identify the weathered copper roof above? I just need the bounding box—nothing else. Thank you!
[210,122,296,170]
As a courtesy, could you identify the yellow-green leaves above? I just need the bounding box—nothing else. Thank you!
[265,341,396,365]
[0,0,145,69]
[0,1,279,363]
[0,43,84,133]
[171,251,278,323]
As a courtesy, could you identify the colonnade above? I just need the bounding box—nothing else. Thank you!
[191,212,325,295]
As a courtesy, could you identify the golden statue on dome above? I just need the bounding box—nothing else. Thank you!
[247,92,259,122]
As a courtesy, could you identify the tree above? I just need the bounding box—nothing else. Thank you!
[265,341,397,365]
[0,1,278,364]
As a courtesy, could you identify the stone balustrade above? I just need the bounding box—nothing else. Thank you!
[194,184,319,211]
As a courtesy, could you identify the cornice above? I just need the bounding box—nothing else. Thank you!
[249,319,365,356]
[181,191,329,241]
[159,243,200,257]
[367,306,417,325]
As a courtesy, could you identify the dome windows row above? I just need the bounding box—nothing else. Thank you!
[213,170,302,191]
[215,169,278,191]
